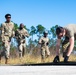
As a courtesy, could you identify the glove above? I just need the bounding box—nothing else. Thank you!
[46,42,49,46]
[53,56,60,63]
[64,56,69,63]
[22,35,25,39]
[23,40,25,43]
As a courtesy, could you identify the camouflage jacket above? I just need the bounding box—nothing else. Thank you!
[15,28,29,43]
[39,36,49,47]
[1,21,15,42]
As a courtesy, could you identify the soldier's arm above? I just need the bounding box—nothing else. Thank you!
[38,37,45,44]
[1,24,5,38]
[24,30,29,37]
[67,36,74,56]
[66,29,74,56]
[1,23,5,42]
[46,38,50,46]
[56,39,61,56]
[1,23,4,35]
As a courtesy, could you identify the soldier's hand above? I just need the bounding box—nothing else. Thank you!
[53,56,60,63]
[64,56,69,63]
[23,40,25,43]
[46,42,49,46]
[42,40,45,44]
[22,35,25,39]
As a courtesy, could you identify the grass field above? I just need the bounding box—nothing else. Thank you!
[0,53,76,65]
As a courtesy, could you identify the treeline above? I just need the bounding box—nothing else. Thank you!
[14,23,58,46]
[0,23,76,57]
[13,23,59,56]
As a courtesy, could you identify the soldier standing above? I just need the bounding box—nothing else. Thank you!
[15,23,29,58]
[39,31,50,62]
[0,14,15,64]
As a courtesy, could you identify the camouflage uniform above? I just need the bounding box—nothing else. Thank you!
[15,28,29,58]
[62,24,76,57]
[1,21,14,59]
[39,36,50,59]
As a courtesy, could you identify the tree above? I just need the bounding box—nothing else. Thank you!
[50,25,58,38]
[14,23,18,31]
[36,24,45,39]
[49,25,58,48]
[24,25,30,32]
[28,26,37,54]
[30,26,36,41]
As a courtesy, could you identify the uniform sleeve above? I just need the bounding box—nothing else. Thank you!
[39,37,42,44]
[48,38,50,43]
[46,38,49,46]
[24,29,29,37]
[1,23,5,35]
[68,29,74,38]
[1,23,5,42]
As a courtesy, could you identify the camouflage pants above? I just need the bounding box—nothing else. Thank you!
[18,43,26,58]
[0,41,10,59]
[62,37,70,57]
[41,46,50,59]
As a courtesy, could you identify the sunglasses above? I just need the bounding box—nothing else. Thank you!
[6,17,11,18]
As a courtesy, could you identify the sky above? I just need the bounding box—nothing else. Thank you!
[0,0,76,30]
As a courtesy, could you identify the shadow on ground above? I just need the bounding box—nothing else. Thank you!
[17,61,76,66]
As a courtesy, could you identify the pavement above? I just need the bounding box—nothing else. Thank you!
[0,66,76,75]
[0,62,76,75]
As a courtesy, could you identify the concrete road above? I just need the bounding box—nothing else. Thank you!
[0,66,76,75]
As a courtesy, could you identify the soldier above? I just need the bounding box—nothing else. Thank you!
[39,31,50,62]
[53,24,76,63]
[0,14,15,64]
[15,23,29,58]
